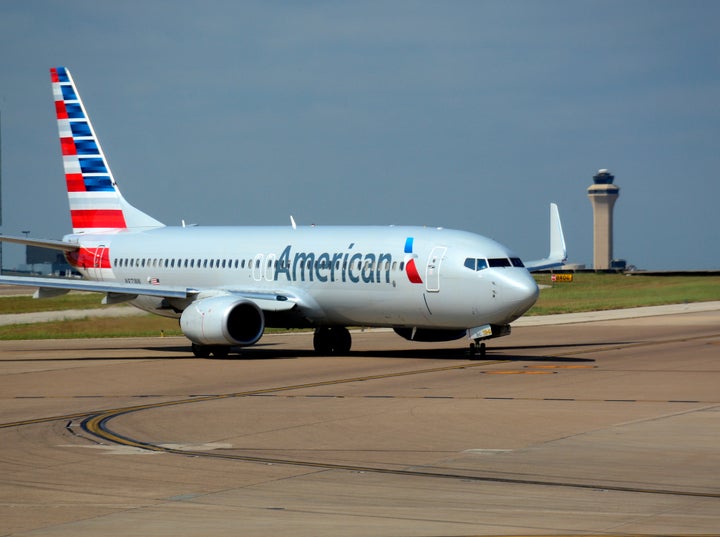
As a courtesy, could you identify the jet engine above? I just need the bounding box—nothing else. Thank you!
[180,296,265,346]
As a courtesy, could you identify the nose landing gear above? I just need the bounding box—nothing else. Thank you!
[468,341,487,359]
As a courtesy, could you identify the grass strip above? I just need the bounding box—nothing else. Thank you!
[0,293,116,314]
[1,274,719,340]
[529,273,720,315]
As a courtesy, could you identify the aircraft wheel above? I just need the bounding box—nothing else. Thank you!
[211,346,230,358]
[192,343,211,358]
[329,326,352,355]
[468,341,487,360]
[313,328,333,354]
[313,327,352,355]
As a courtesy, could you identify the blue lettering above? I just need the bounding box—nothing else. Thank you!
[377,253,392,284]
[361,253,376,283]
[293,251,315,282]
[330,252,343,282]
[273,245,394,284]
[315,252,330,282]
[275,245,292,281]
[347,253,362,283]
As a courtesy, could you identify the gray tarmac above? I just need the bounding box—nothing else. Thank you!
[1,306,719,536]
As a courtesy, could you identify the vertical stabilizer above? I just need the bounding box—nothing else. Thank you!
[524,203,568,272]
[548,202,567,264]
[50,67,163,234]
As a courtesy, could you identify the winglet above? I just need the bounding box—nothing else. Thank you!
[548,202,567,265]
[525,203,567,272]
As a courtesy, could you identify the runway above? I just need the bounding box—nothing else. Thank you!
[1,309,719,536]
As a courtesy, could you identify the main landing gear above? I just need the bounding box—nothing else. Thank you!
[313,326,352,355]
[191,343,231,358]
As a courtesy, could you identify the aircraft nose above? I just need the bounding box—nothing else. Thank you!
[496,270,539,320]
[515,272,540,310]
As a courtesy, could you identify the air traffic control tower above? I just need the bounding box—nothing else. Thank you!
[587,169,619,270]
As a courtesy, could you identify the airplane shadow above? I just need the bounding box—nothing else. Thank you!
[4,340,623,363]
[180,343,610,363]
[197,339,620,362]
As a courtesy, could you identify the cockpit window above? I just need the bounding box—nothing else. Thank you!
[464,257,488,271]
[510,257,524,267]
[488,258,512,268]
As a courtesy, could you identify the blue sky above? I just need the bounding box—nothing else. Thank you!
[1,1,719,270]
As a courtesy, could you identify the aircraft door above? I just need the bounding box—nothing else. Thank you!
[252,254,264,282]
[425,246,446,292]
[265,253,277,281]
[90,245,106,281]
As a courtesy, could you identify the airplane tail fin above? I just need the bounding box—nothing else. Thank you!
[525,203,567,272]
[50,67,164,234]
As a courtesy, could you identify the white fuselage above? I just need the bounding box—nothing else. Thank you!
[67,225,539,331]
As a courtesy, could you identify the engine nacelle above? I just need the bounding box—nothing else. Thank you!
[180,296,265,346]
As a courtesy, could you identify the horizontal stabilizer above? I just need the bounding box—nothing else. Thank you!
[0,276,299,314]
[0,234,78,251]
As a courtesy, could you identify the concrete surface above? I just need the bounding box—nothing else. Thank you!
[1,309,719,536]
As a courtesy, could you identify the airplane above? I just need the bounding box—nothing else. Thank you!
[0,67,567,358]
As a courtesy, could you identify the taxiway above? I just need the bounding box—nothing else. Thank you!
[1,308,719,536]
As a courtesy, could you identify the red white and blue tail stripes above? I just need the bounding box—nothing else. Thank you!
[51,67,162,233]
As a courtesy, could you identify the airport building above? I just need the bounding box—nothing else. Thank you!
[587,169,622,270]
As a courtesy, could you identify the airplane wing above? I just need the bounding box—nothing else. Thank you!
[0,274,192,299]
[524,203,567,272]
[0,274,298,312]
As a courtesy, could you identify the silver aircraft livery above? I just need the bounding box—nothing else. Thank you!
[0,67,567,357]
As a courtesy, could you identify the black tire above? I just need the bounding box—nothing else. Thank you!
[314,327,352,355]
[329,327,352,355]
[468,342,487,360]
[192,343,211,358]
[211,346,230,358]
[313,328,333,354]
